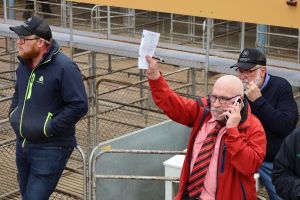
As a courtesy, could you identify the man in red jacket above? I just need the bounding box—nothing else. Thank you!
[145,56,266,200]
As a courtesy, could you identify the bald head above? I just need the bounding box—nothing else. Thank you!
[213,75,244,97]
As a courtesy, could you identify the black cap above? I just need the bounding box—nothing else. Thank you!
[230,48,266,70]
[9,16,52,41]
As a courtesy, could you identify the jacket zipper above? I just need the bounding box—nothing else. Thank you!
[17,48,59,147]
[19,71,35,147]
[43,112,53,137]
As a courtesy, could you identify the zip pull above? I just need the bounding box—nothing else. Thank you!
[26,73,35,100]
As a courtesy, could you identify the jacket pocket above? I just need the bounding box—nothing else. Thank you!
[21,107,53,142]
[9,106,21,136]
[43,112,53,137]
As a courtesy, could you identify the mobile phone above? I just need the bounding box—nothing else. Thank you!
[224,97,243,120]
[233,97,242,105]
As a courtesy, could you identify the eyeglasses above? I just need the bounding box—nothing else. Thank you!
[235,66,261,77]
[17,36,40,45]
[209,95,240,104]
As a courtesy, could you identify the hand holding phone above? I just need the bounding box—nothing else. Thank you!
[224,96,244,121]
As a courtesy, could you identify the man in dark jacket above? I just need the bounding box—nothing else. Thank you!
[272,127,300,200]
[231,48,298,200]
[9,16,88,200]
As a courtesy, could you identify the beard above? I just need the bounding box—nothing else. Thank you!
[242,69,263,89]
[18,46,39,60]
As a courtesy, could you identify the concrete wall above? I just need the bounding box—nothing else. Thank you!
[93,120,191,200]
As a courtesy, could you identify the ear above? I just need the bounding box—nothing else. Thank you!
[260,66,267,77]
[37,39,47,48]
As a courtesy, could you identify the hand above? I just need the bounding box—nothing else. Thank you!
[224,102,242,129]
[244,81,262,102]
[145,55,160,80]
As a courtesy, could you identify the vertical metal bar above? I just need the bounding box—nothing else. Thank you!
[170,14,173,44]
[108,55,112,73]
[88,144,102,200]
[257,24,267,53]
[3,0,7,21]
[191,68,196,96]
[61,0,67,27]
[76,145,87,200]
[202,19,206,49]
[204,18,212,96]
[33,0,37,16]
[89,52,97,149]
[68,1,73,59]
[107,6,111,38]
[298,29,300,64]
[240,22,245,51]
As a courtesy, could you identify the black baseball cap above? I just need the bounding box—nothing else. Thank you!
[230,48,266,70]
[9,16,52,42]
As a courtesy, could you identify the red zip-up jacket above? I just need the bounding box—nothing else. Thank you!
[149,75,266,200]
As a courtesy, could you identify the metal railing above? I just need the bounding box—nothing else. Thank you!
[88,147,186,200]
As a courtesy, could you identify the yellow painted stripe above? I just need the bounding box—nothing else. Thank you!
[67,0,300,28]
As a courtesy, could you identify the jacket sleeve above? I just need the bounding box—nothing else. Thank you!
[272,129,300,200]
[9,75,18,118]
[251,81,298,136]
[148,74,202,127]
[225,115,266,176]
[50,61,88,136]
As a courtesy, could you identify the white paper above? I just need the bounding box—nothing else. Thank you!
[138,30,160,69]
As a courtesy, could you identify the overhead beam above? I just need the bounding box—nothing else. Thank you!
[68,0,300,28]
[0,19,299,86]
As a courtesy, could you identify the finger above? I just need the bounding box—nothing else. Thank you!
[146,55,156,64]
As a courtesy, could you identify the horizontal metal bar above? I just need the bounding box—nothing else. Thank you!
[95,174,179,181]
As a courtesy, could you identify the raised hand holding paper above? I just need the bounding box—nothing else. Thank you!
[138,30,160,69]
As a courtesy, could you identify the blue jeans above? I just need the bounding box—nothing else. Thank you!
[258,161,283,200]
[16,142,73,200]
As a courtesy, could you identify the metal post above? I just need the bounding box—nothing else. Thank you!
[108,54,112,72]
[61,0,67,27]
[107,6,111,38]
[68,1,74,59]
[33,0,37,16]
[191,68,196,96]
[298,29,300,64]
[7,0,16,19]
[204,18,212,96]
[170,14,173,44]
[257,24,268,54]
[202,19,206,49]
[3,0,7,21]
[240,22,245,51]
[88,52,97,150]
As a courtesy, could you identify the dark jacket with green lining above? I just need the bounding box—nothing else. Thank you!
[9,40,88,147]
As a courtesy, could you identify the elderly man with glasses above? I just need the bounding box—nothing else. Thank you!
[8,16,88,200]
[231,48,298,200]
[145,56,266,200]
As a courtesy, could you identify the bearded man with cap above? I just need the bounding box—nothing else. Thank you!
[231,48,298,200]
[8,16,88,199]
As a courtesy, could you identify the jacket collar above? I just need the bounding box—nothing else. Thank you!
[238,99,251,129]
